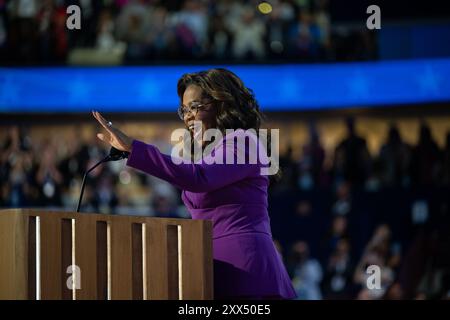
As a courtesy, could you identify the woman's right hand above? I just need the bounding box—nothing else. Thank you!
[92,111,134,152]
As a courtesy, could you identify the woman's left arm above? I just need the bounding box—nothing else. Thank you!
[126,139,260,192]
[92,111,263,193]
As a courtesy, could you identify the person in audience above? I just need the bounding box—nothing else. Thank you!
[289,241,323,300]
[378,125,412,187]
[333,117,371,187]
[322,238,356,299]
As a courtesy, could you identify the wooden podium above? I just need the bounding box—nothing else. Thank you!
[0,209,213,300]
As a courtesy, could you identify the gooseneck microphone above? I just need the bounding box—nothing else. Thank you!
[76,146,130,212]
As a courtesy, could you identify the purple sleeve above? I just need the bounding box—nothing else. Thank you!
[126,139,259,192]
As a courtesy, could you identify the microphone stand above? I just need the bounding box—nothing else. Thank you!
[76,147,129,213]
[76,155,109,213]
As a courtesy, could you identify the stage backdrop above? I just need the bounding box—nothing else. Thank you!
[1,58,449,112]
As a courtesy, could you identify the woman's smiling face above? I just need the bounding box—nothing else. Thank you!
[182,84,217,134]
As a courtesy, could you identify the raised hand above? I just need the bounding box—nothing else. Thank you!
[92,111,134,152]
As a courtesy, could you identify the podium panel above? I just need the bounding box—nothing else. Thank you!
[0,209,213,300]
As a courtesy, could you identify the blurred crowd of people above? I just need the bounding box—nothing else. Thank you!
[285,213,449,300]
[1,117,449,300]
[276,117,450,192]
[0,125,187,217]
[0,0,377,64]
[271,118,450,300]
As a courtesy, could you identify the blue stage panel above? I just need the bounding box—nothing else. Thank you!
[1,58,449,112]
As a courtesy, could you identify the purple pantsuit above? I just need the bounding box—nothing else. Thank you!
[126,129,296,299]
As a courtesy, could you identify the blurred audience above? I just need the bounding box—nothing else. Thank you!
[0,0,377,64]
[1,116,449,299]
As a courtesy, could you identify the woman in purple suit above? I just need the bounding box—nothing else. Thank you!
[92,68,296,299]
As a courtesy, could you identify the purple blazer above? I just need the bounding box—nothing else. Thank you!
[126,129,296,299]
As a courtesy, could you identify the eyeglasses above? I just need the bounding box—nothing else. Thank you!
[177,101,214,120]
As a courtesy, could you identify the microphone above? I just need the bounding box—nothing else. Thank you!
[76,147,130,212]
[105,146,130,162]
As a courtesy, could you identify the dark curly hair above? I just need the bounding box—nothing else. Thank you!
[177,68,281,183]
[177,68,265,132]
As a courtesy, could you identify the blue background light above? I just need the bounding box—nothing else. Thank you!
[1,58,449,112]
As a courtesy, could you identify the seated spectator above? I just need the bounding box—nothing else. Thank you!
[207,13,232,60]
[331,181,352,216]
[172,0,208,58]
[115,0,151,61]
[298,122,326,189]
[322,238,356,299]
[35,143,64,207]
[320,214,349,262]
[333,117,371,187]
[96,9,117,51]
[353,224,396,299]
[287,10,322,60]
[289,241,323,300]
[378,125,412,187]
[230,6,266,60]
[150,180,181,218]
[410,123,442,186]
[265,0,295,59]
